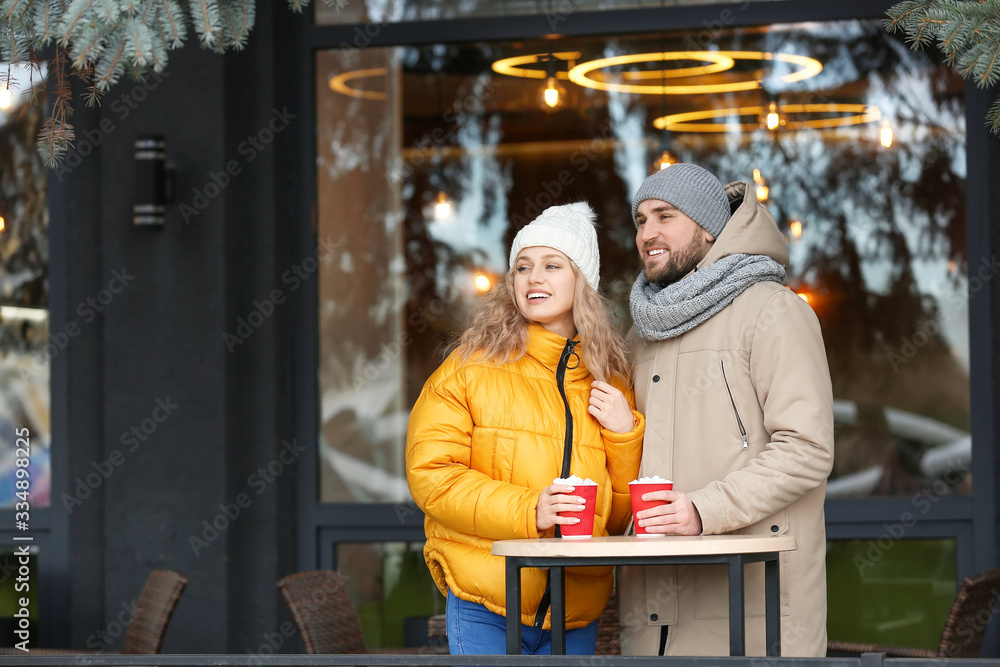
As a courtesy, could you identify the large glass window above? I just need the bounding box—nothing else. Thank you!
[337,541,444,649]
[0,64,51,510]
[828,539,957,649]
[316,19,968,505]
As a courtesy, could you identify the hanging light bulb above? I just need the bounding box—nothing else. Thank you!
[474,273,492,293]
[788,218,803,239]
[537,54,567,111]
[0,87,12,110]
[433,191,453,220]
[880,118,893,149]
[753,169,769,202]
[765,100,782,131]
[541,76,565,110]
[650,149,678,174]
[0,215,5,233]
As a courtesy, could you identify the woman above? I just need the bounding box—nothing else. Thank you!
[406,202,644,656]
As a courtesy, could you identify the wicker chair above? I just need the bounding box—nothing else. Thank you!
[277,571,447,655]
[595,594,621,655]
[0,569,187,654]
[828,568,1000,658]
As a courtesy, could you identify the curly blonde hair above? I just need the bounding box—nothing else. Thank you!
[453,263,632,383]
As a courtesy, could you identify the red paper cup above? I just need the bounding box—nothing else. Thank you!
[558,484,598,539]
[629,482,673,538]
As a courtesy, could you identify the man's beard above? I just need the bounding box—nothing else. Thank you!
[643,232,710,289]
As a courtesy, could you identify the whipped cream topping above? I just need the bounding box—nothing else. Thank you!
[554,475,598,486]
[629,476,672,484]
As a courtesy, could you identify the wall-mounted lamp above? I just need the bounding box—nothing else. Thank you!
[133,135,174,227]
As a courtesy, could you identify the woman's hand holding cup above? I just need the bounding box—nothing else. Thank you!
[536,484,586,532]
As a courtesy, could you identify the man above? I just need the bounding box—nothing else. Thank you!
[619,163,834,657]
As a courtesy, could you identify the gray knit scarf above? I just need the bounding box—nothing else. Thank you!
[630,253,786,341]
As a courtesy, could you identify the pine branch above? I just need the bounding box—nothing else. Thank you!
[157,0,186,47]
[887,0,1000,133]
[0,0,343,164]
[95,0,117,22]
[988,93,1000,133]
[57,0,97,46]
[187,0,220,49]
[219,0,253,50]
[149,24,168,70]
[32,0,61,45]
[38,45,75,168]
[93,23,129,89]
[67,22,108,68]
[78,64,103,106]
[14,0,38,33]
[123,16,152,66]
[3,0,28,23]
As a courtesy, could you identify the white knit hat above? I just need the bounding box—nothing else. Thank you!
[508,202,600,290]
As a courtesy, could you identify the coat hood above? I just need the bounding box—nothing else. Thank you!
[697,181,790,271]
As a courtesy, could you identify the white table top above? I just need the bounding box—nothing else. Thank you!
[492,534,797,558]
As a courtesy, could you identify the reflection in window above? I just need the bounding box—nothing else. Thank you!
[827,539,956,649]
[0,66,50,509]
[337,541,445,649]
[316,20,968,502]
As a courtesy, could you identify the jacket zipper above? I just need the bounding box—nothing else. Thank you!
[554,338,578,480]
[720,360,749,450]
[533,338,579,628]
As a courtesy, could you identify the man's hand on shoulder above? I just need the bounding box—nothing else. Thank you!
[635,490,703,536]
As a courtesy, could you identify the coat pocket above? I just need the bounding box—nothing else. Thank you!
[720,359,749,450]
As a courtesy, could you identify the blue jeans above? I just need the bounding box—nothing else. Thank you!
[446,590,598,655]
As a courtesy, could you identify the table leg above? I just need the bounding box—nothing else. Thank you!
[765,555,781,657]
[550,567,566,655]
[728,556,746,656]
[506,558,521,655]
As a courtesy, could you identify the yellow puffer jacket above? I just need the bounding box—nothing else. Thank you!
[406,323,644,629]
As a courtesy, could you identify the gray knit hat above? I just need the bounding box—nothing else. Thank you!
[509,202,600,290]
[631,163,731,238]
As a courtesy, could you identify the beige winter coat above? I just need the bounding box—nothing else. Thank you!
[619,181,834,657]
